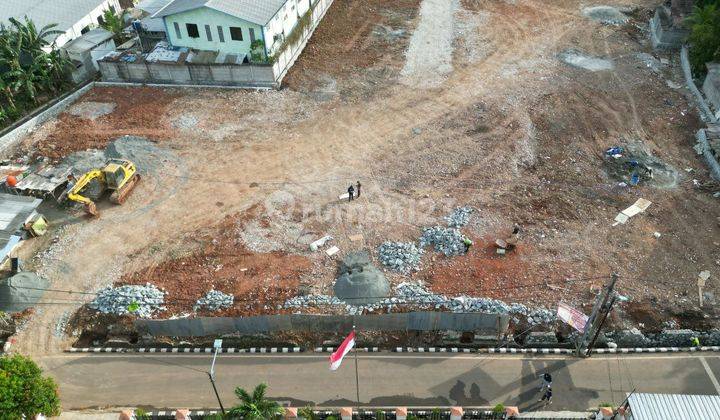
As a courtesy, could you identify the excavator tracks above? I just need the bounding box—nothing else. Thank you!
[109,174,141,205]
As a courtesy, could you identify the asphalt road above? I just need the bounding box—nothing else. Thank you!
[39,352,720,412]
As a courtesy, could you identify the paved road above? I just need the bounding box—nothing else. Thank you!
[39,353,720,412]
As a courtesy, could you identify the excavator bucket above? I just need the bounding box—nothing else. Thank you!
[84,202,99,217]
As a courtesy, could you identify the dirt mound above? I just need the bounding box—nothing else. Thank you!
[32,87,179,160]
[119,215,313,318]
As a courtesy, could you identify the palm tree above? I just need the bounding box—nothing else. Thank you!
[228,383,284,420]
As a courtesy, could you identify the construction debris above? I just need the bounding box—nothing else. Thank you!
[445,206,474,228]
[194,289,234,312]
[284,282,557,324]
[613,198,652,226]
[495,225,521,254]
[378,241,423,273]
[89,284,166,318]
[420,226,467,256]
[309,235,333,251]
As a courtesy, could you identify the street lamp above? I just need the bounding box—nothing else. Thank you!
[208,339,226,415]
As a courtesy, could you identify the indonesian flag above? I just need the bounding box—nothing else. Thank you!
[329,330,356,371]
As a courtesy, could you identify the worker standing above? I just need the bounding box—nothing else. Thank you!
[463,236,473,253]
[356,181,362,198]
[347,184,355,201]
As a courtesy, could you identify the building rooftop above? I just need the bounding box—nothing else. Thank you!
[0,0,111,36]
[153,0,287,26]
[628,393,720,420]
[62,27,114,55]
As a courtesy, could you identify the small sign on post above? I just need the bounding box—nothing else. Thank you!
[213,339,223,349]
[557,302,589,333]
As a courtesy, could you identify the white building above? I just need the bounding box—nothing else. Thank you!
[0,0,122,48]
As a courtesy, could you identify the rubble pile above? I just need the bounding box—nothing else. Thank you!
[284,294,344,308]
[89,283,166,318]
[445,206,474,228]
[420,226,466,256]
[194,289,234,312]
[283,282,556,324]
[378,242,423,273]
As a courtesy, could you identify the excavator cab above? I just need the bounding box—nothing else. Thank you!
[103,160,133,190]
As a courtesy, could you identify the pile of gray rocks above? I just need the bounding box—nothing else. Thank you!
[420,226,466,256]
[378,242,423,273]
[194,289,234,312]
[445,207,474,228]
[283,282,556,324]
[89,283,166,318]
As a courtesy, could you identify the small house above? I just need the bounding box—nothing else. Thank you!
[0,0,122,48]
[62,28,116,83]
[153,0,314,62]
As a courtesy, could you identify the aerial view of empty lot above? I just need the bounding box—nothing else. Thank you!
[1,0,716,357]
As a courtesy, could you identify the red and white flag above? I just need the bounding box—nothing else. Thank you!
[329,330,355,371]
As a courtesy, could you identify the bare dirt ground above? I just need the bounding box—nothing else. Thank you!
[8,0,720,355]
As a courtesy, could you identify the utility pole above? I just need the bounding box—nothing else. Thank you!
[576,274,618,357]
[209,339,226,415]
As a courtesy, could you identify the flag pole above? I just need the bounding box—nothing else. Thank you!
[353,324,360,408]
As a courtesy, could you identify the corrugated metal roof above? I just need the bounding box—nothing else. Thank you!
[62,27,114,54]
[153,0,288,26]
[628,393,720,420]
[0,0,113,35]
[0,193,42,250]
[136,0,173,15]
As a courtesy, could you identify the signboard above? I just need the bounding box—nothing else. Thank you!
[557,302,589,333]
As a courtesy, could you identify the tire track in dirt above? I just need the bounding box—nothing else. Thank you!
[17,0,590,356]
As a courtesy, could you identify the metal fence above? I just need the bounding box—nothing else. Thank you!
[135,312,509,337]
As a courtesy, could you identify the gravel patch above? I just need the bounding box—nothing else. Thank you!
[67,101,116,120]
[445,206,474,228]
[420,226,467,256]
[284,282,557,324]
[194,289,234,312]
[401,0,459,88]
[559,49,614,72]
[89,284,166,318]
[378,241,423,273]
[582,6,629,25]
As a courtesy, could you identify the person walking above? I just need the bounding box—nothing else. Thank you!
[356,181,362,198]
[538,372,552,391]
[539,386,552,405]
[347,184,355,202]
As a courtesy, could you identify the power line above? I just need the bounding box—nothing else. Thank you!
[6,274,610,306]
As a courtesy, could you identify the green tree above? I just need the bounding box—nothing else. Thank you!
[228,383,283,420]
[0,354,61,419]
[687,1,720,76]
[100,9,127,43]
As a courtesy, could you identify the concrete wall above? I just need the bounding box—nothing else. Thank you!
[99,61,276,87]
[703,64,720,114]
[0,83,95,158]
[271,0,334,84]
[650,6,689,50]
[164,7,263,57]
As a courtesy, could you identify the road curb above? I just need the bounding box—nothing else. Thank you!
[314,347,380,352]
[394,347,474,353]
[66,346,720,355]
[67,347,303,353]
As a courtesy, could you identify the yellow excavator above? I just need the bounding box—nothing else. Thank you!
[66,159,140,217]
